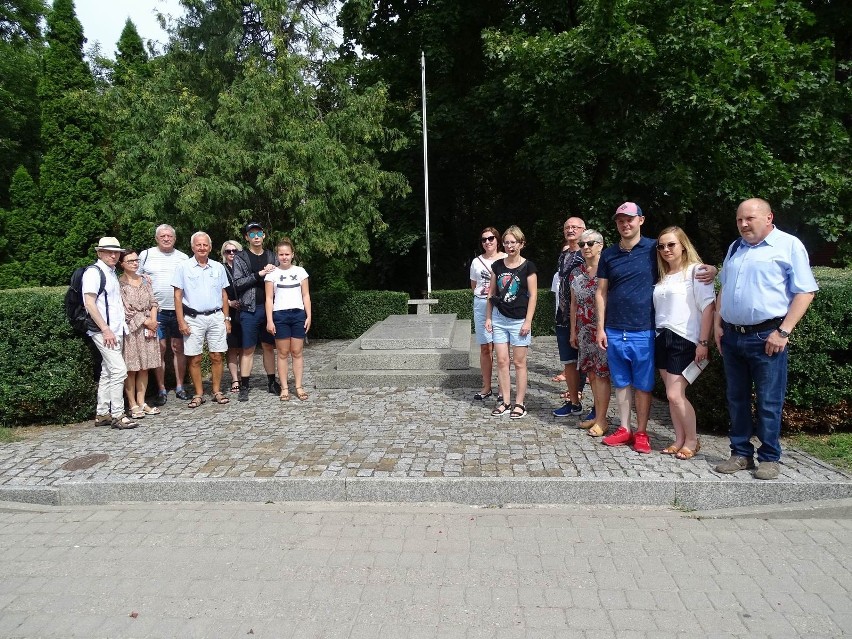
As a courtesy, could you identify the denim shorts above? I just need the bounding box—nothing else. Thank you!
[241,305,276,349]
[473,297,493,346]
[156,309,181,341]
[272,308,307,340]
[491,308,531,347]
[555,324,578,364]
[605,328,655,392]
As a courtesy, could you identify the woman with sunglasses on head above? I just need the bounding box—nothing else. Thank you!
[118,248,162,420]
[569,230,611,437]
[485,225,538,419]
[221,240,244,394]
[470,227,507,402]
[653,226,716,460]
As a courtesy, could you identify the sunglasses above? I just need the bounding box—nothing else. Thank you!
[223,249,238,255]
[657,242,680,251]
[577,241,599,248]
[481,236,496,243]
[248,231,264,238]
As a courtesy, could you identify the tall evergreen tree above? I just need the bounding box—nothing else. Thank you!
[0,165,41,287]
[36,0,106,284]
[0,0,46,207]
[112,18,148,85]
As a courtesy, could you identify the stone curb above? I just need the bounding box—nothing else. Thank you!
[3,476,852,511]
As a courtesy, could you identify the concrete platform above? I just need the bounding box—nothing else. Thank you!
[1,338,850,511]
[315,315,482,389]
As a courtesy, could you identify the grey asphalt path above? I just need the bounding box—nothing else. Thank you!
[1,339,850,510]
[1,500,851,639]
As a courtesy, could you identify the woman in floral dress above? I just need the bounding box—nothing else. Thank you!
[119,249,162,419]
[570,229,611,437]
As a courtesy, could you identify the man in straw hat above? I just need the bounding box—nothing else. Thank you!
[84,237,138,429]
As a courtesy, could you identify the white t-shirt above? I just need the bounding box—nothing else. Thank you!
[265,266,309,311]
[139,247,189,310]
[469,254,503,299]
[82,260,127,335]
[653,264,716,344]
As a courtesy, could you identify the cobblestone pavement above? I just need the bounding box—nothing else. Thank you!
[1,500,850,638]
[0,340,849,507]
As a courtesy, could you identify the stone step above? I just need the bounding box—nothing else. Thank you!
[337,320,473,371]
[359,313,457,350]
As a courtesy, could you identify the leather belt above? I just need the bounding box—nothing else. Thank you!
[723,317,784,335]
[182,305,221,318]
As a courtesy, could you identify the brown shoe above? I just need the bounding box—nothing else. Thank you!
[714,455,755,474]
[111,416,138,430]
[754,461,780,480]
[94,414,112,427]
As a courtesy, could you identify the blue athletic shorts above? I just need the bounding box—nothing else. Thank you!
[605,328,655,392]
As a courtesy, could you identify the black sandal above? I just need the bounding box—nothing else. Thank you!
[510,404,527,419]
[230,380,240,393]
[491,401,511,417]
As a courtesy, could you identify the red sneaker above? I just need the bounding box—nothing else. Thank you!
[632,431,651,454]
[602,426,633,447]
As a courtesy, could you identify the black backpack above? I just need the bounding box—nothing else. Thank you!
[65,264,108,337]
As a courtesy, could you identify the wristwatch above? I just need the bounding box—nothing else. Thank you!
[776,328,790,338]
[697,339,709,347]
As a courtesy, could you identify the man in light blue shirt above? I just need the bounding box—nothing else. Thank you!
[714,198,818,480]
[172,232,232,409]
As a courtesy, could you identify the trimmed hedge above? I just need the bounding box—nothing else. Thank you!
[1,272,849,428]
[433,289,556,337]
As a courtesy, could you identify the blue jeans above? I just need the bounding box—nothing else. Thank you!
[721,328,788,462]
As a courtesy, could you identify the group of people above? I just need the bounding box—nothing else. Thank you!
[470,198,817,480]
[82,222,312,428]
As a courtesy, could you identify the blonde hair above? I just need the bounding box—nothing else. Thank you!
[656,226,703,280]
[502,225,526,245]
[220,239,243,258]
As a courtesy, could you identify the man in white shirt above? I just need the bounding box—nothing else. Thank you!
[83,237,138,429]
[139,224,189,405]
[172,231,232,408]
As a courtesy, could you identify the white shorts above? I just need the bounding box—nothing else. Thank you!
[184,312,228,356]
[473,297,493,345]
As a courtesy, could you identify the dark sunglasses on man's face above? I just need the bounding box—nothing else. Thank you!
[577,241,599,248]
[481,236,496,244]
[657,242,680,251]
[224,249,238,255]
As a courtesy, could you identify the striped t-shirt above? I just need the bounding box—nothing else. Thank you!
[139,247,189,310]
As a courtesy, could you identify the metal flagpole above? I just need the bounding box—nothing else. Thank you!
[421,50,432,298]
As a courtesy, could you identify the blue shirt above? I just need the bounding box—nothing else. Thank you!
[719,226,818,326]
[171,257,229,313]
[597,236,658,331]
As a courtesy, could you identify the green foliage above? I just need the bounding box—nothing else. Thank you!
[0,287,96,426]
[34,0,106,286]
[0,166,40,287]
[112,19,148,86]
[99,0,409,291]
[433,288,556,337]
[0,0,44,205]
[311,290,408,338]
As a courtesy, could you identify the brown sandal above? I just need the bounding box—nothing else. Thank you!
[188,395,205,409]
[661,444,681,455]
[212,392,230,405]
[588,423,607,437]
[675,441,701,460]
[280,390,290,402]
[295,386,309,401]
